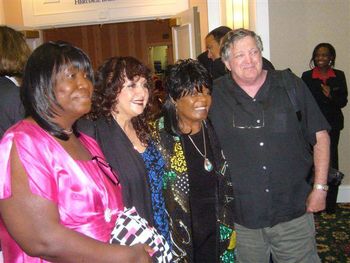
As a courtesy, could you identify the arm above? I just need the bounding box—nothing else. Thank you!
[0,144,152,263]
[306,130,330,213]
[328,70,348,108]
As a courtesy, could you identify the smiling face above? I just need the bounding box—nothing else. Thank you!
[176,86,212,130]
[114,76,149,120]
[54,66,93,120]
[314,47,333,70]
[224,36,263,86]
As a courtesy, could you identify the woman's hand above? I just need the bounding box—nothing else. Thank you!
[128,244,153,263]
[321,84,331,98]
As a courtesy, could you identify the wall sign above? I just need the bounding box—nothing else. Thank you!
[21,0,188,28]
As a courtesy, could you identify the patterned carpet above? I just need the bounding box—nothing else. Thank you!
[314,203,350,262]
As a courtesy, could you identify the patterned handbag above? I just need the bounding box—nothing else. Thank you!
[110,207,173,263]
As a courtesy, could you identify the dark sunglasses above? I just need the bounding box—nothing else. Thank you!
[92,156,120,186]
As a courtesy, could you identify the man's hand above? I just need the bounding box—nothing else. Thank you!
[306,189,327,213]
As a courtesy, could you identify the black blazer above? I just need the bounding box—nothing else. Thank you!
[0,77,25,138]
[301,69,348,130]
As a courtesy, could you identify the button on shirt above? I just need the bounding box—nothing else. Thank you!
[210,71,330,229]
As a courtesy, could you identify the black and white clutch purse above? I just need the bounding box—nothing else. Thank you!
[110,207,173,263]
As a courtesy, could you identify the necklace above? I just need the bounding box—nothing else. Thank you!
[187,124,213,172]
[62,127,73,135]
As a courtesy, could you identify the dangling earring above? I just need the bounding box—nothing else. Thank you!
[329,60,332,66]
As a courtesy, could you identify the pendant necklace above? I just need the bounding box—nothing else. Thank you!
[187,124,213,172]
[62,127,73,135]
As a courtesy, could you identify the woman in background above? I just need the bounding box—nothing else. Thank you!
[0,41,152,262]
[152,59,235,262]
[302,43,348,213]
[78,56,170,245]
[0,26,31,137]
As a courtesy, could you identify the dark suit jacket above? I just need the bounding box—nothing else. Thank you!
[0,77,25,138]
[301,69,348,130]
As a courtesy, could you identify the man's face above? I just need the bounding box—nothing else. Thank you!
[205,35,221,61]
[223,36,263,85]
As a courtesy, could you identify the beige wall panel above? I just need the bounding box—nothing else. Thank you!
[269,0,350,187]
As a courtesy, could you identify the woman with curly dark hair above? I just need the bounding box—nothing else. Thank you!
[78,56,170,246]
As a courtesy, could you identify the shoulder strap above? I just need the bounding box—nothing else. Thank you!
[280,69,302,121]
[280,69,313,155]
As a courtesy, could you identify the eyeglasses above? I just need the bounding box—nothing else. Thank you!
[232,110,265,129]
[92,156,120,186]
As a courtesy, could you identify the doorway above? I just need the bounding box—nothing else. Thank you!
[149,45,170,79]
[42,19,173,71]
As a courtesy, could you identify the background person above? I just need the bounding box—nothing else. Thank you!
[0,41,152,262]
[210,29,330,263]
[197,26,232,79]
[302,43,348,213]
[0,26,31,138]
[77,56,170,245]
[152,59,235,262]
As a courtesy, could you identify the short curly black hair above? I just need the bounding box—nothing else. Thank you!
[163,58,212,136]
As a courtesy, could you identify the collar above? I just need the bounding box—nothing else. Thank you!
[5,76,20,86]
[312,67,336,83]
[229,71,271,103]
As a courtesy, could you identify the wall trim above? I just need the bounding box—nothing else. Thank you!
[337,184,350,203]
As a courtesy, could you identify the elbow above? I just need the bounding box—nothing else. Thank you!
[19,236,59,259]
[340,101,348,108]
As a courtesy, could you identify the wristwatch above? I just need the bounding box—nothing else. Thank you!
[313,183,329,191]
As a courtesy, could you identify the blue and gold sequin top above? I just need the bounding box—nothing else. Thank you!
[142,141,171,246]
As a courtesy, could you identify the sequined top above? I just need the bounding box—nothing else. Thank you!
[152,117,236,263]
[142,141,171,245]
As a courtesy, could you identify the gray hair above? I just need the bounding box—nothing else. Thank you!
[220,28,264,62]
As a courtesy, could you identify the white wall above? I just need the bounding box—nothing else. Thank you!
[268,0,350,200]
[255,0,270,60]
